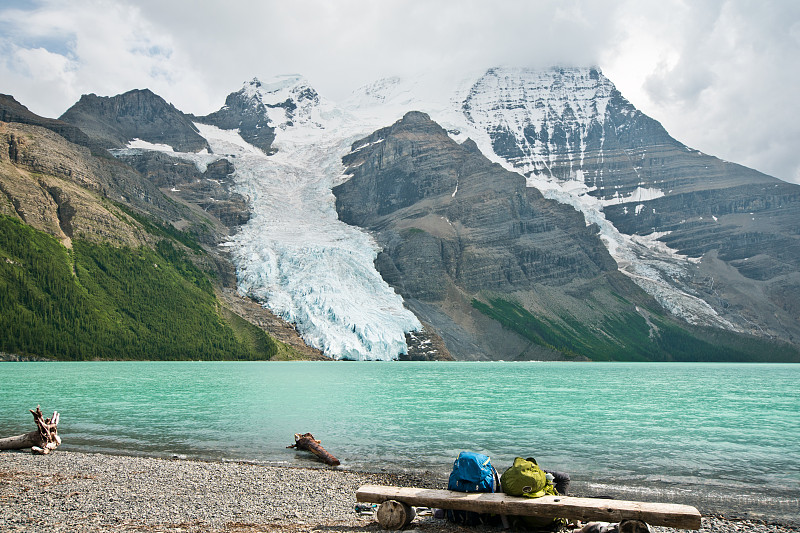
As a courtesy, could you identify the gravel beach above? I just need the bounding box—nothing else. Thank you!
[0,451,796,533]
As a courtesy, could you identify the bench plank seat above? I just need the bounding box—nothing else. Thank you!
[356,485,702,530]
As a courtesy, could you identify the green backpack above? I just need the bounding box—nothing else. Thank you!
[500,457,550,498]
[501,457,565,530]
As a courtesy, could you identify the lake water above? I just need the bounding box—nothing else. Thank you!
[1,361,798,524]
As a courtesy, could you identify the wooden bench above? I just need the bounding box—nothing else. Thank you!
[356,485,702,530]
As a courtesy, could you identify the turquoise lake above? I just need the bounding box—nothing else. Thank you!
[1,361,798,523]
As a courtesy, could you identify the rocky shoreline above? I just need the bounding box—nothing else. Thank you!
[0,451,795,533]
[0,352,54,362]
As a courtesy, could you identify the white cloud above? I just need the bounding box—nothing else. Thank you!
[0,0,213,117]
[1,0,798,182]
[602,0,800,183]
[10,45,74,82]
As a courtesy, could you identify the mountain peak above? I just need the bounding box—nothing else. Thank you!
[235,75,322,130]
[463,65,617,127]
[60,88,208,152]
[245,74,306,93]
[0,94,95,150]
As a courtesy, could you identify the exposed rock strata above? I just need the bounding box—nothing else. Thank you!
[334,112,650,360]
[464,66,800,347]
[60,89,209,152]
[118,151,250,230]
[0,94,96,151]
[0,121,148,248]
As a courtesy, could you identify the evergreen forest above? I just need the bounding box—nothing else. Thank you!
[0,215,278,360]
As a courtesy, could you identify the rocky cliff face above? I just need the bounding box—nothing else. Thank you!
[603,181,800,342]
[336,111,618,292]
[0,118,237,255]
[117,151,249,230]
[1,94,96,152]
[334,112,672,360]
[4,119,228,243]
[57,87,256,237]
[0,121,145,248]
[60,89,209,152]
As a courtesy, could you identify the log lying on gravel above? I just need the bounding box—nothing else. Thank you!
[0,406,61,455]
[287,432,340,466]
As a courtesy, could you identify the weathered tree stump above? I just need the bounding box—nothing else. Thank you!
[0,406,61,454]
[376,499,416,530]
[286,432,340,466]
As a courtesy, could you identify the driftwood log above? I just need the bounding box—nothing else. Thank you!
[287,432,340,466]
[356,485,703,530]
[0,406,61,455]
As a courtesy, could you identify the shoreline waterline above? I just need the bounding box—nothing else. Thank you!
[1,449,797,532]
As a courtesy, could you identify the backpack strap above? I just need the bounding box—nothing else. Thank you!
[492,466,502,493]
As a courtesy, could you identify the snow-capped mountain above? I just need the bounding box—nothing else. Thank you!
[59,67,800,360]
[450,67,797,342]
[448,68,733,329]
[463,67,616,184]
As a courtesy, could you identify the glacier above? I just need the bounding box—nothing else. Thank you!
[201,77,422,360]
[118,68,741,359]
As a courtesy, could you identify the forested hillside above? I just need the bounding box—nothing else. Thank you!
[0,214,278,360]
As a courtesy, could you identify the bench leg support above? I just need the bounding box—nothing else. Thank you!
[376,500,416,530]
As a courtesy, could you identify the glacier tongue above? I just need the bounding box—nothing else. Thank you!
[194,113,420,360]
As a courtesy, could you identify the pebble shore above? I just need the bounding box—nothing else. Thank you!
[0,451,796,533]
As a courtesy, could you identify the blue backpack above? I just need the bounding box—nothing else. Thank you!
[446,452,502,526]
[448,451,499,492]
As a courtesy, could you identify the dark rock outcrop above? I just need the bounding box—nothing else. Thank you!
[335,111,617,294]
[118,151,250,229]
[194,83,276,155]
[60,89,209,152]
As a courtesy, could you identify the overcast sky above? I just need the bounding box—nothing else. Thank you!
[2,0,799,183]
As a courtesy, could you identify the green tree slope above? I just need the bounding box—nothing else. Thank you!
[0,215,277,360]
